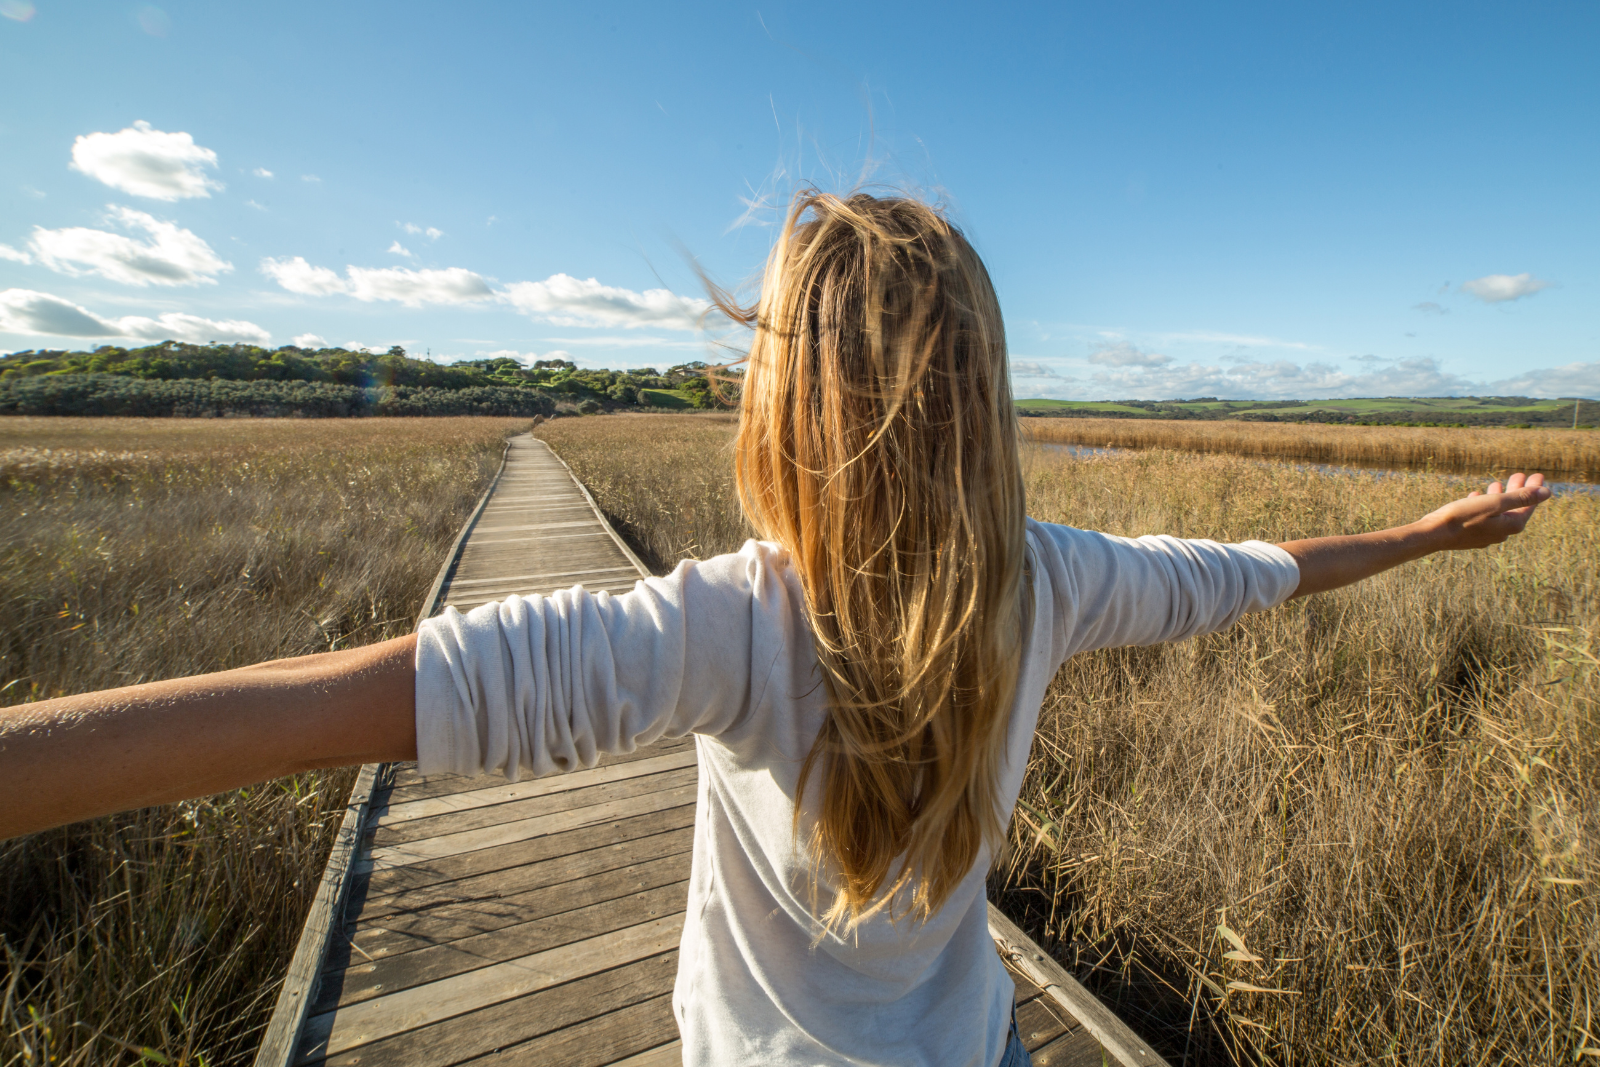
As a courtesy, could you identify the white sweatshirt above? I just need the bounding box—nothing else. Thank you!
[415,518,1300,1067]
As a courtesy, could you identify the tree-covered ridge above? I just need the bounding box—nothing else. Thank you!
[0,342,735,410]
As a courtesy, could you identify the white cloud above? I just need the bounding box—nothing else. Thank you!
[259,256,347,296]
[1010,360,1069,379]
[0,288,269,343]
[260,257,493,307]
[302,174,321,183]
[1088,341,1170,368]
[70,121,222,201]
[1043,355,1477,402]
[292,333,327,348]
[1489,362,1600,399]
[388,241,413,257]
[346,266,491,307]
[29,206,231,286]
[500,273,711,331]
[401,223,443,239]
[1461,273,1552,304]
[253,167,273,178]
[0,243,30,264]
[246,199,267,211]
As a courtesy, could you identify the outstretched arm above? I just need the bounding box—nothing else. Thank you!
[1277,473,1550,600]
[0,633,418,840]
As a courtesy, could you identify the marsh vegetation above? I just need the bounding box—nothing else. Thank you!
[0,416,528,1067]
[540,413,1600,1065]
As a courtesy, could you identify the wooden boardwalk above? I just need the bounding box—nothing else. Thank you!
[257,433,1168,1067]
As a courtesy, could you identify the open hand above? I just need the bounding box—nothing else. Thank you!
[1419,472,1551,551]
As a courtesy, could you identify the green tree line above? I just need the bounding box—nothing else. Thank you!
[0,343,739,417]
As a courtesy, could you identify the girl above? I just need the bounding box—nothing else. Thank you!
[0,192,1549,1067]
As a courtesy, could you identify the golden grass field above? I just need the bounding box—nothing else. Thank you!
[539,414,1599,1066]
[1023,416,1600,481]
[0,416,529,1067]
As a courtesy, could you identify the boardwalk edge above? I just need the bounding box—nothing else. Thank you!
[253,435,514,1067]
[987,903,1173,1067]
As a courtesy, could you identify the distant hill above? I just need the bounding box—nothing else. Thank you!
[0,342,737,417]
[1014,395,1597,429]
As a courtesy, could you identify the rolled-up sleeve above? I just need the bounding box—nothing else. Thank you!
[1026,517,1300,662]
[413,547,765,780]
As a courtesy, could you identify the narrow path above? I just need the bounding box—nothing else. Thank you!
[259,433,1162,1067]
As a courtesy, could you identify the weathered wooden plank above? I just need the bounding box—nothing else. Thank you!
[988,905,1169,1067]
[355,831,694,933]
[351,856,691,961]
[370,766,697,847]
[469,519,605,534]
[1032,1028,1113,1067]
[363,783,697,869]
[316,957,680,1067]
[384,736,694,797]
[297,916,685,1063]
[444,565,639,589]
[316,881,688,1012]
[378,750,698,823]
[1017,993,1076,1050]
[467,993,679,1067]
[359,804,696,899]
[606,1040,683,1067]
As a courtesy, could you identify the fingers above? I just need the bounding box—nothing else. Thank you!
[1506,472,1526,490]
[1487,480,1505,495]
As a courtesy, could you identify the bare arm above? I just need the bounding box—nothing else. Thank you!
[1278,472,1550,599]
[0,633,418,840]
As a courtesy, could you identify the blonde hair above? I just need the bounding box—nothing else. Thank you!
[715,191,1028,928]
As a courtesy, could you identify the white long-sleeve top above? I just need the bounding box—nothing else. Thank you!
[414,518,1300,1067]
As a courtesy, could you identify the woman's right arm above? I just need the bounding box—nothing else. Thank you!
[0,634,418,840]
[1276,473,1548,599]
[1032,473,1551,659]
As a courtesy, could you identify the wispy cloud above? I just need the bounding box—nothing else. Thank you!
[0,287,268,343]
[28,206,231,286]
[292,333,326,348]
[1412,301,1448,315]
[1461,273,1552,304]
[70,121,222,201]
[387,241,413,258]
[0,243,30,264]
[1,2,37,22]
[1010,359,1070,378]
[1156,329,1316,351]
[1087,341,1170,367]
[253,167,273,178]
[401,222,443,239]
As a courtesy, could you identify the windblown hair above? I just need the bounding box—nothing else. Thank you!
[717,191,1028,928]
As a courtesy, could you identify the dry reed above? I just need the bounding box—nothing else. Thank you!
[541,414,1600,1066]
[1023,416,1600,481]
[1,416,529,1067]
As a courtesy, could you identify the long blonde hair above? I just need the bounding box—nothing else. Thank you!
[716,191,1028,928]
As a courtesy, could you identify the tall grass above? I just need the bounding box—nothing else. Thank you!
[1023,416,1600,480]
[1,416,529,1067]
[539,415,1600,1065]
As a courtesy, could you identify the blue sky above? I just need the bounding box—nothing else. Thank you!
[1,0,1595,400]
